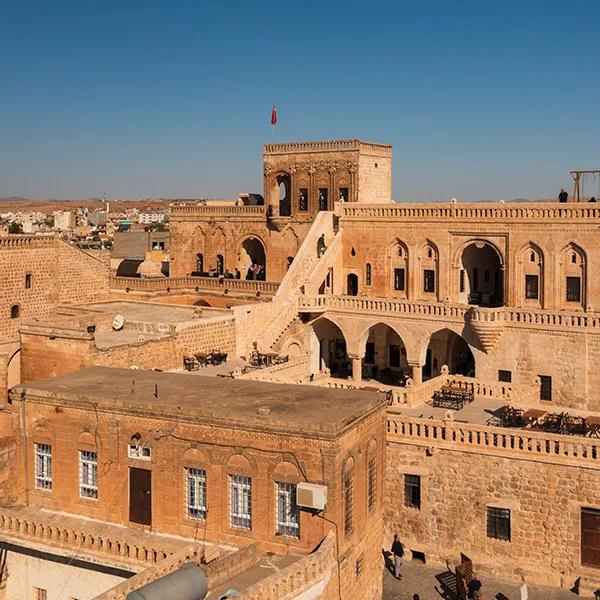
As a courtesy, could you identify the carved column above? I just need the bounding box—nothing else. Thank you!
[308,166,316,218]
[409,362,423,385]
[348,354,363,383]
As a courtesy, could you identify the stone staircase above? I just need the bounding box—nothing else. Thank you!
[255,212,341,353]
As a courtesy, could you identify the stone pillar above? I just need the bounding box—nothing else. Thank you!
[409,362,423,385]
[348,355,363,383]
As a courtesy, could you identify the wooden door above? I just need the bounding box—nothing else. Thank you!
[129,467,152,526]
[582,508,600,567]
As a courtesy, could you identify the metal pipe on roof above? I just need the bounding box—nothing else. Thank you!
[125,562,208,600]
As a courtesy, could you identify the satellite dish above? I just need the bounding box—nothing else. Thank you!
[112,314,125,331]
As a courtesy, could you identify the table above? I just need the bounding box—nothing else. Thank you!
[522,409,547,428]
[585,415,600,438]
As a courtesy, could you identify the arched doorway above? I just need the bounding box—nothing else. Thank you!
[423,329,475,380]
[362,323,409,386]
[277,174,291,217]
[347,273,358,296]
[460,242,503,307]
[239,237,266,280]
[311,318,349,378]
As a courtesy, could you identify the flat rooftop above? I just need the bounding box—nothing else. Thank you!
[16,367,384,436]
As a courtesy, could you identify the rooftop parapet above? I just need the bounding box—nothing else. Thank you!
[0,234,56,249]
[264,138,392,155]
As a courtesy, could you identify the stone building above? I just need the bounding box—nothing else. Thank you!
[1,367,386,599]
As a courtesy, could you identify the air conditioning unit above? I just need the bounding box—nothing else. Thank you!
[296,483,327,511]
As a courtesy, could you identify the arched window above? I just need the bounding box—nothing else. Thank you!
[520,244,543,308]
[389,239,408,298]
[10,305,19,319]
[420,242,439,299]
[365,263,372,286]
[560,244,586,309]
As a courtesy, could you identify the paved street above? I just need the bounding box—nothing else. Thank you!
[383,561,582,600]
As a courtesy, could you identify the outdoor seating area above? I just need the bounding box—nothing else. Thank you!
[183,349,228,371]
[432,381,474,411]
[248,350,289,368]
[490,406,600,437]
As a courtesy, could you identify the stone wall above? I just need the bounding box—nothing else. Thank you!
[385,423,600,590]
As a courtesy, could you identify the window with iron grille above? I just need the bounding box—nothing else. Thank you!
[34,588,47,600]
[525,274,539,299]
[539,375,552,402]
[404,474,420,509]
[186,468,207,520]
[368,457,377,512]
[343,474,353,536]
[566,276,581,302]
[25,273,32,289]
[365,263,372,286]
[498,370,512,383]
[34,443,52,491]
[79,450,98,499]
[394,268,405,291]
[487,507,511,541]
[276,482,300,537]
[423,269,435,293]
[230,475,252,529]
[355,554,363,579]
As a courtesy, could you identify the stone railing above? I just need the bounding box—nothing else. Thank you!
[93,543,204,600]
[238,355,311,384]
[0,508,183,568]
[170,204,266,217]
[337,201,600,222]
[0,234,55,248]
[110,275,279,296]
[387,414,600,466]
[264,139,390,154]
[239,532,336,600]
[445,374,540,405]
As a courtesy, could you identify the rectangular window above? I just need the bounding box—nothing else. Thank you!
[581,507,600,568]
[186,468,207,520]
[487,507,511,541]
[34,588,47,600]
[365,342,375,364]
[79,450,98,499]
[460,269,465,293]
[34,443,52,491]
[128,444,151,460]
[343,474,353,536]
[394,268,405,291]
[389,345,400,368]
[498,370,512,383]
[368,457,377,512]
[276,482,300,538]
[230,475,252,529]
[539,375,552,402]
[338,187,349,202]
[365,263,372,286]
[404,474,421,509]
[525,274,539,299]
[566,276,581,302]
[423,269,435,293]
[298,188,309,212]
[25,273,32,289]
[318,188,328,211]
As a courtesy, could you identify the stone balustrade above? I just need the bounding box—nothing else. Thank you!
[387,414,600,466]
[0,234,55,248]
[239,532,336,600]
[264,139,390,154]
[110,275,279,296]
[237,355,311,384]
[298,294,600,331]
[0,507,191,570]
[337,201,600,222]
[93,543,204,600]
[170,204,266,217]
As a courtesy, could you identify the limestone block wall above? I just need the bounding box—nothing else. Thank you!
[175,316,236,356]
[0,436,16,506]
[385,438,600,589]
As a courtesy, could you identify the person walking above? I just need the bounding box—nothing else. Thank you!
[391,533,404,579]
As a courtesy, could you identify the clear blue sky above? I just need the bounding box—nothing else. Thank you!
[1,0,599,201]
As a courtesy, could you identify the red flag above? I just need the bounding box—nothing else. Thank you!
[271,106,277,126]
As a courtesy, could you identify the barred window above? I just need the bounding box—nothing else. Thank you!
[566,276,581,302]
[487,507,511,541]
[343,474,353,536]
[368,458,377,512]
[186,468,207,520]
[276,482,300,538]
[423,269,435,293]
[365,263,372,286]
[539,375,552,402]
[35,443,52,491]
[34,588,47,600]
[79,450,98,499]
[404,474,421,509]
[230,475,252,529]
[525,274,539,299]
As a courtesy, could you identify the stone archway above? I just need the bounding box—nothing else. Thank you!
[360,322,409,386]
[310,317,349,378]
[423,329,475,380]
[238,237,266,280]
[460,242,504,307]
